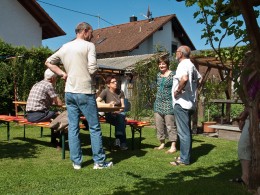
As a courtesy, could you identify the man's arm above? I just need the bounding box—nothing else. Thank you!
[45,61,67,80]
[88,43,98,76]
[45,50,67,80]
[174,75,188,98]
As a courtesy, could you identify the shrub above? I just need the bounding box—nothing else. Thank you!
[0,40,65,114]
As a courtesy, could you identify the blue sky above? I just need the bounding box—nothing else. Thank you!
[37,0,243,51]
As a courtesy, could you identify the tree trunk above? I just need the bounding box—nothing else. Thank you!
[235,0,260,190]
[249,97,260,190]
[240,57,260,190]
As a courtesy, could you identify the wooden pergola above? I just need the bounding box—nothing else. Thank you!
[191,55,243,124]
[192,56,234,98]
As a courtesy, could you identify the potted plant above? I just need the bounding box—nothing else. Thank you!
[202,109,217,133]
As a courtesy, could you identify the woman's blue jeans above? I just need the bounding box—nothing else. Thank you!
[65,92,106,165]
[173,104,192,164]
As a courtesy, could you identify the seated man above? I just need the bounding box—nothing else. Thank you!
[26,68,63,148]
[96,76,128,150]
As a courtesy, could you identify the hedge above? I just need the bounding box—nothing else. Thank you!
[0,39,64,115]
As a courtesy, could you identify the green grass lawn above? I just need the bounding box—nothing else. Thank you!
[0,123,250,195]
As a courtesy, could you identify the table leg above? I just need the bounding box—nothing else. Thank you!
[40,127,43,137]
[131,126,135,150]
[23,124,26,139]
[139,127,142,149]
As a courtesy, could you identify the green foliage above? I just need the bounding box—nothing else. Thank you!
[127,109,154,123]
[130,58,158,120]
[203,79,226,105]
[201,76,244,121]
[183,0,257,94]
[206,103,243,123]
[0,40,64,114]
[193,0,248,46]
[230,103,244,119]
[207,104,222,121]
[202,78,226,121]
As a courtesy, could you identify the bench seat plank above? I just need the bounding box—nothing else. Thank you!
[208,124,240,131]
[208,124,241,141]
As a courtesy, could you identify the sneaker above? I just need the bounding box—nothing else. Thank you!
[93,161,113,169]
[114,138,120,147]
[72,163,81,170]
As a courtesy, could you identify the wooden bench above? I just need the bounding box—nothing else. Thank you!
[0,114,86,159]
[208,124,241,141]
[126,120,150,150]
[0,115,49,141]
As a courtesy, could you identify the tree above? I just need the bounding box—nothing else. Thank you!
[177,0,260,190]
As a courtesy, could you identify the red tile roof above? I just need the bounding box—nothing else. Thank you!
[18,0,65,39]
[92,14,195,55]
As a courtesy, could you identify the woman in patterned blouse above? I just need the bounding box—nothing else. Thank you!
[154,56,177,154]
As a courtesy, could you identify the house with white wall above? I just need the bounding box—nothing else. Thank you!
[0,0,65,48]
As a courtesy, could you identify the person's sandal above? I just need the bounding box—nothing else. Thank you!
[170,160,186,166]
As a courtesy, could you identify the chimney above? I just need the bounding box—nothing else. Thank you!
[130,15,137,22]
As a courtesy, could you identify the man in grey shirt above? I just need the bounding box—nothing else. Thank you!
[45,22,112,170]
